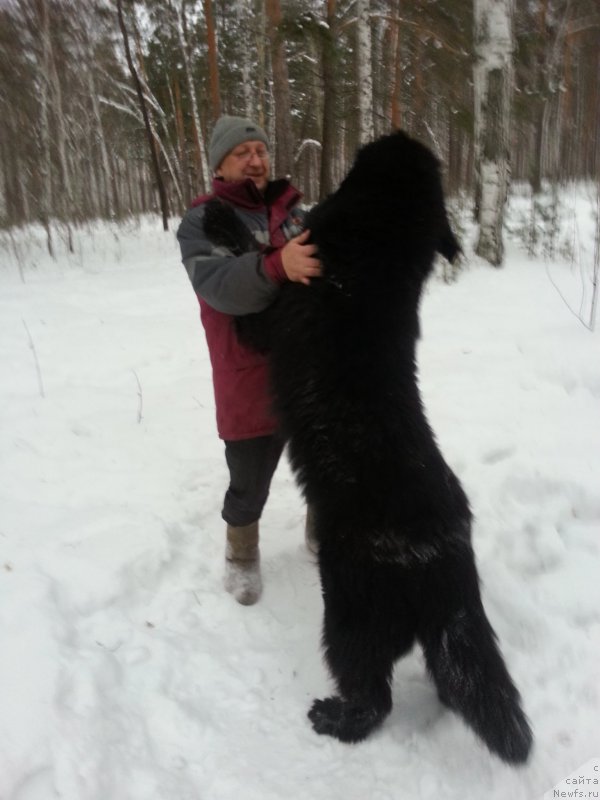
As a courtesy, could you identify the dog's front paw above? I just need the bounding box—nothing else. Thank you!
[308,696,387,743]
[308,697,344,737]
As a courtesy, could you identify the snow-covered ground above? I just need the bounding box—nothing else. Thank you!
[0,194,599,800]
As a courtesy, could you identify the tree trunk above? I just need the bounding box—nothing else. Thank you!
[390,0,403,130]
[319,0,339,199]
[173,76,192,205]
[83,17,115,219]
[45,3,74,249]
[473,0,514,267]
[236,0,254,118]
[38,0,54,256]
[178,0,209,193]
[265,0,294,178]
[412,25,425,139]
[256,0,267,128]
[356,0,374,144]
[203,0,221,123]
[116,0,169,231]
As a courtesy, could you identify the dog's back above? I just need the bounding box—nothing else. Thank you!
[269,132,466,551]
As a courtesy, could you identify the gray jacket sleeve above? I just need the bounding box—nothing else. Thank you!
[176,204,279,316]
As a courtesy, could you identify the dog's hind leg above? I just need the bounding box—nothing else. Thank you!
[309,559,416,743]
[417,548,533,764]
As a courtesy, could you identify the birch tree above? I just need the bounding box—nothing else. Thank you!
[235,0,254,119]
[356,0,374,144]
[176,0,209,194]
[319,0,339,198]
[473,0,514,266]
[389,0,404,130]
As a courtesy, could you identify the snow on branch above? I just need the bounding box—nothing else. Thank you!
[294,139,322,164]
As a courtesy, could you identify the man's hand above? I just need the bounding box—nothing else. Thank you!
[281,230,322,285]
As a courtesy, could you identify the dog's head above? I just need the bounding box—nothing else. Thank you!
[334,130,460,267]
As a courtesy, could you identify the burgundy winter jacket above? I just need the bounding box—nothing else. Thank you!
[177,177,303,440]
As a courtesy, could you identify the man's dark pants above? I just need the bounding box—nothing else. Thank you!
[221,435,284,527]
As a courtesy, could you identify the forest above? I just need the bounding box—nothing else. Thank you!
[0,0,598,260]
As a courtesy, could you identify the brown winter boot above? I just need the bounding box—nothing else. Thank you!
[305,504,319,555]
[224,521,262,605]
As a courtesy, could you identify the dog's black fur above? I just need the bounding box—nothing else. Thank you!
[205,131,533,763]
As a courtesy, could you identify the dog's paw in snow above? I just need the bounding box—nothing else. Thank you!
[308,696,389,743]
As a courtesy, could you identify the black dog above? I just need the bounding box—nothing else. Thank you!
[205,131,533,764]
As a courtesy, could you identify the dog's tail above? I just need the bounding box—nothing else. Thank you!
[418,559,533,764]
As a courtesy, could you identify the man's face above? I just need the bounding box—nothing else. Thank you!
[216,140,271,191]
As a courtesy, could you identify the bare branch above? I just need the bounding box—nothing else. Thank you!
[22,319,45,398]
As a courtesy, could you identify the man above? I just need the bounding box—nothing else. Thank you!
[177,115,320,606]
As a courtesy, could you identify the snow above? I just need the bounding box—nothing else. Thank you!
[0,199,599,800]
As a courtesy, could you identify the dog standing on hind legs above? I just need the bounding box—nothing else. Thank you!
[209,130,533,763]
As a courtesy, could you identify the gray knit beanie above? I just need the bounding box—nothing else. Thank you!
[208,115,269,172]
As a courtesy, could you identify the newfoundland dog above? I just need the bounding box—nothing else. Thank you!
[204,130,532,764]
